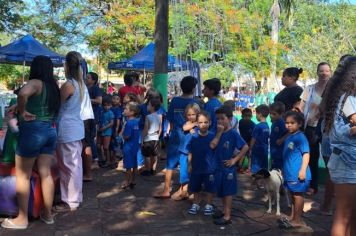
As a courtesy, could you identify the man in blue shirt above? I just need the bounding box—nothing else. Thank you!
[86,72,103,162]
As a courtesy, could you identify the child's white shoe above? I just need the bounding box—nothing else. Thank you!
[204,204,214,216]
[188,203,200,215]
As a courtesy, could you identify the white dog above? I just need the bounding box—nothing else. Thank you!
[253,169,290,216]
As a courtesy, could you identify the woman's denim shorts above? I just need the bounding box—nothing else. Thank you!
[16,120,57,158]
[328,153,356,184]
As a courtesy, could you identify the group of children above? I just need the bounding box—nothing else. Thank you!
[94,75,312,228]
[95,88,166,189]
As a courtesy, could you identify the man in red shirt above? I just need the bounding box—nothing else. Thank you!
[119,72,140,103]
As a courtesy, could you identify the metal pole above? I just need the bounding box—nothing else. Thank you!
[22,60,25,84]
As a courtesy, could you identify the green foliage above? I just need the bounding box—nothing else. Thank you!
[0,64,28,89]
[0,0,355,89]
[0,0,24,33]
[280,1,356,75]
[205,63,234,89]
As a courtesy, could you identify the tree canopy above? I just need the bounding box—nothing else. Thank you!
[0,0,355,89]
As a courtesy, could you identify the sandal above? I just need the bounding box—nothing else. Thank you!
[40,214,54,225]
[212,209,224,219]
[278,219,302,230]
[1,218,28,229]
[213,217,232,225]
[171,191,188,201]
[53,203,77,213]
[120,183,130,189]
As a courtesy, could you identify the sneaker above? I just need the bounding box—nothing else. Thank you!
[188,204,200,215]
[204,204,214,216]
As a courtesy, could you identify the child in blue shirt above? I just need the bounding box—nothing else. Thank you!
[121,102,141,189]
[269,102,288,170]
[154,76,198,199]
[171,103,200,201]
[279,111,311,229]
[187,111,216,216]
[250,105,270,174]
[98,96,114,167]
[203,78,222,133]
[110,94,123,161]
[238,108,255,173]
[211,105,249,225]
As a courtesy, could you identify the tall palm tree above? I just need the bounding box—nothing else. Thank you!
[269,0,294,90]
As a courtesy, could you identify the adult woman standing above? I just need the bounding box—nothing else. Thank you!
[320,56,356,236]
[54,51,85,212]
[1,56,60,229]
[299,62,332,195]
[274,67,304,111]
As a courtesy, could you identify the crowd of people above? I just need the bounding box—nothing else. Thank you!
[0,52,355,236]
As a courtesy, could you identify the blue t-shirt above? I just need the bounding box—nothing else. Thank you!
[123,118,140,153]
[88,85,103,122]
[167,97,197,131]
[99,110,114,136]
[179,126,199,154]
[270,118,287,159]
[111,106,123,134]
[283,131,311,181]
[204,97,222,132]
[252,122,270,155]
[239,119,255,144]
[188,132,216,174]
[215,129,246,172]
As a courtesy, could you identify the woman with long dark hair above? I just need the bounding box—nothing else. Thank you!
[1,56,60,229]
[54,51,85,213]
[320,56,356,236]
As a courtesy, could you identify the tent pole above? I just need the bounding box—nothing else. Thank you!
[22,60,25,85]
[144,69,146,85]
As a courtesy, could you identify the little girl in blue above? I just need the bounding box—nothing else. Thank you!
[249,105,270,174]
[98,97,114,167]
[171,103,200,201]
[154,76,198,199]
[121,102,140,189]
[279,111,311,229]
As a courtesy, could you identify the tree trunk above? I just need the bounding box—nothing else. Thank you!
[154,0,169,108]
[270,0,280,91]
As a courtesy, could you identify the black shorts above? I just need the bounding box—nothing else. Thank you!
[83,119,96,148]
[141,140,159,157]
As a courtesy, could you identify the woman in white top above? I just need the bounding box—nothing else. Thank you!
[54,51,85,212]
[298,62,331,195]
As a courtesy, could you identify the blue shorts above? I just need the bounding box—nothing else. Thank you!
[189,173,216,193]
[215,170,237,198]
[16,121,57,158]
[251,153,268,174]
[166,130,181,169]
[328,153,356,184]
[123,147,138,169]
[284,180,310,193]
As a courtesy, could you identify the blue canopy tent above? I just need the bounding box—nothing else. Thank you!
[0,35,65,84]
[107,42,201,94]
